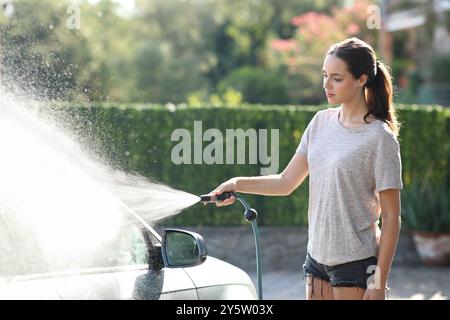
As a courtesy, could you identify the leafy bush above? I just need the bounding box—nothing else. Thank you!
[40,103,450,227]
[402,172,450,233]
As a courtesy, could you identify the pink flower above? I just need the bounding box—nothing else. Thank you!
[346,22,360,35]
[271,39,298,52]
[291,12,319,26]
[290,15,303,27]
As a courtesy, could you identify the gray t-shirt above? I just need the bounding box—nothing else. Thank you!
[296,107,403,266]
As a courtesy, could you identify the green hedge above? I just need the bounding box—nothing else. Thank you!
[38,103,450,227]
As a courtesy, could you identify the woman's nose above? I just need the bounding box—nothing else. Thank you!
[323,78,331,90]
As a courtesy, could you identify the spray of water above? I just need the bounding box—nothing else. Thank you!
[0,89,200,279]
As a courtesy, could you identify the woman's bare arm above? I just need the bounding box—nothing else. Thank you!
[211,153,309,206]
[364,188,401,299]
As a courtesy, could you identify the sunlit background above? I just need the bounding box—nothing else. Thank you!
[0,0,448,299]
[0,0,448,106]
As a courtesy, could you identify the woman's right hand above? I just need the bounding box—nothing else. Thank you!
[208,178,237,207]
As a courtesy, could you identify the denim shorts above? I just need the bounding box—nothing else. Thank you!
[302,252,378,289]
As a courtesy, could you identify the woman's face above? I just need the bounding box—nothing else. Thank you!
[322,54,367,105]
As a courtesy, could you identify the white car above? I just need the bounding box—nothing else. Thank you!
[0,222,257,300]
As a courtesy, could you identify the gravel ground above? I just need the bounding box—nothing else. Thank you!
[249,265,450,300]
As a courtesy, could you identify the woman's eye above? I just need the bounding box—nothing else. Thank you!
[335,79,342,82]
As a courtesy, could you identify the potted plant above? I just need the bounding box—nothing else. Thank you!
[402,177,450,265]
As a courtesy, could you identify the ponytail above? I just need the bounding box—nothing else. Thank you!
[365,60,400,137]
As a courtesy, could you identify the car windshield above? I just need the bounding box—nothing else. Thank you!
[0,209,152,280]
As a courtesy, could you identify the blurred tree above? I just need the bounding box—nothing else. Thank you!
[131,0,216,103]
[135,0,346,103]
[0,0,359,104]
[217,66,289,104]
[78,0,140,101]
[0,0,137,102]
[0,0,91,100]
[204,0,343,86]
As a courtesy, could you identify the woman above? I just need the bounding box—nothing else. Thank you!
[207,37,403,300]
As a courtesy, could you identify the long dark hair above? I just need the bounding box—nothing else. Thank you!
[327,37,400,136]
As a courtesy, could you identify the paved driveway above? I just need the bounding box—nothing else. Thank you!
[182,226,450,300]
[250,265,450,300]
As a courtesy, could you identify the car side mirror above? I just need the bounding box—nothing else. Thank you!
[162,229,208,267]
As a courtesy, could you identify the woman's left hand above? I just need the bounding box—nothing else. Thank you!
[363,288,386,300]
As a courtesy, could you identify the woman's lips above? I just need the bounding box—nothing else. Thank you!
[326,93,335,97]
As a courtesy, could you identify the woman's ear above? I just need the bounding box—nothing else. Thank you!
[359,74,369,87]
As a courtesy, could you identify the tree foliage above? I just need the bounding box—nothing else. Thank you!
[1,0,380,105]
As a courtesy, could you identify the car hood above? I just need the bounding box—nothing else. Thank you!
[182,256,257,299]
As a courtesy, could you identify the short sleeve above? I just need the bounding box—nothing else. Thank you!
[296,112,318,156]
[374,134,403,192]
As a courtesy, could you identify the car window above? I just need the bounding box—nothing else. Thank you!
[92,223,150,268]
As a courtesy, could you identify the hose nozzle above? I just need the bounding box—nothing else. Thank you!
[200,191,235,204]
